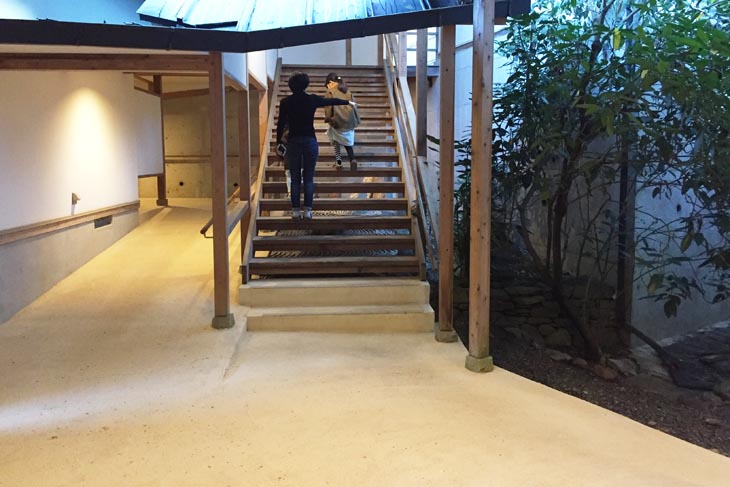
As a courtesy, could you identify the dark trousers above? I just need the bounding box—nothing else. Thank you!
[286,136,319,209]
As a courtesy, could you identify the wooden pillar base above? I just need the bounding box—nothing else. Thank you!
[435,329,458,343]
[212,314,235,329]
[156,198,169,207]
[465,354,494,373]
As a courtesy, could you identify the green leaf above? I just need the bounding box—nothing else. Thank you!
[612,28,622,50]
[575,103,601,114]
[680,231,694,252]
[648,274,664,295]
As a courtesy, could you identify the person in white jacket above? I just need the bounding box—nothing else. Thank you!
[323,72,361,171]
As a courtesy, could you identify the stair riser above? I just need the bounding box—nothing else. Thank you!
[250,264,418,275]
[246,310,434,333]
[240,282,429,307]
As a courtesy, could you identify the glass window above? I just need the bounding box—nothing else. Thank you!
[405,27,440,67]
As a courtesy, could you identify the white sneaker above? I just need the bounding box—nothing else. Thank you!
[292,208,301,219]
[303,208,313,219]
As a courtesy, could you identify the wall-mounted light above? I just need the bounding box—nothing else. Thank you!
[71,192,81,205]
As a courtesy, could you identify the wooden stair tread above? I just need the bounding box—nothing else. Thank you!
[274,115,392,121]
[281,69,384,74]
[270,138,395,146]
[277,93,388,98]
[259,198,408,212]
[249,256,420,275]
[251,256,418,265]
[256,215,412,231]
[266,156,398,165]
[253,234,415,251]
[271,126,394,132]
[267,148,397,155]
[262,181,404,194]
[265,167,402,178]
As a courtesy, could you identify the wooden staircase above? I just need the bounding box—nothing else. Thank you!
[243,65,426,281]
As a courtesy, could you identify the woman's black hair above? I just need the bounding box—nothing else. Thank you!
[288,72,310,93]
[325,72,348,93]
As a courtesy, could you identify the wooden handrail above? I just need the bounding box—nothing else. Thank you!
[240,57,283,283]
[200,186,241,235]
[226,201,250,236]
[383,33,437,272]
[0,201,139,246]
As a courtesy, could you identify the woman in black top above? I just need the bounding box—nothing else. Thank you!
[276,72,355,219]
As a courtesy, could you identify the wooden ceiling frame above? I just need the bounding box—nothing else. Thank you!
[0,53,210,72]
[0,1,529,54]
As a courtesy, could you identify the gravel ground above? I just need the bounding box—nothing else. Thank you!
[454,319,730,457]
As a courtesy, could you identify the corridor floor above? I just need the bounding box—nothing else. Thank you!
[1,199,728,486]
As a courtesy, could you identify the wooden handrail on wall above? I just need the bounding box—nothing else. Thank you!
[240,57,283,283]
[0,201,140,246]
[383,33,437,273]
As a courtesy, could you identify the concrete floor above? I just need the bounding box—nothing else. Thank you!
[1,199,728,486]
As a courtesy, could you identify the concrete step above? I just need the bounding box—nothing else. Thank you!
[240,278,430,307]
[245,304,434,333]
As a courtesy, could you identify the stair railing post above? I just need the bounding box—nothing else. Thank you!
[466,0,495,372]
[436,24,458,344]
[415,29,428,158]
[209,51,234,329]
[238,82,252,277]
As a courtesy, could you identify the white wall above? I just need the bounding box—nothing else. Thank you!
[632,185,730,341]
[0,0,142,24]
[280,40,346,65]
[352,36,380,65]
[0,71,162,230]
[248,51,268,88]
[134,93,164,176]
[223,53,247,90]
[452,31,511,143]
[266,49,279,79]
[279,36,379,66]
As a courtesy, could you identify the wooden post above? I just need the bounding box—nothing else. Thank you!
[209,52,234,329]
[346,38,353,66]
[466,0,495,372]
[436,25,458,344]
[258,89,269,157]
[153,75,168,206]
[238,87,251,266]
[398,32,408,79]
[377,35,384,66]
[415,29,428,157]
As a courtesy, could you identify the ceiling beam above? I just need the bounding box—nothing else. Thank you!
[0,53,209,72]
[0,2,526,55]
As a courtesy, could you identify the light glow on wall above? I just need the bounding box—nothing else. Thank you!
[52,86,123,213]
[0,71,160,231]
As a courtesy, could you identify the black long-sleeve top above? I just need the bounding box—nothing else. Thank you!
[276,92,349,144]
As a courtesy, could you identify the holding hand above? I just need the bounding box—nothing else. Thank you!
[276,143,287,158]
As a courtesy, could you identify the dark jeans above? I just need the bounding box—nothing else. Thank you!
[286,136,319,209]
